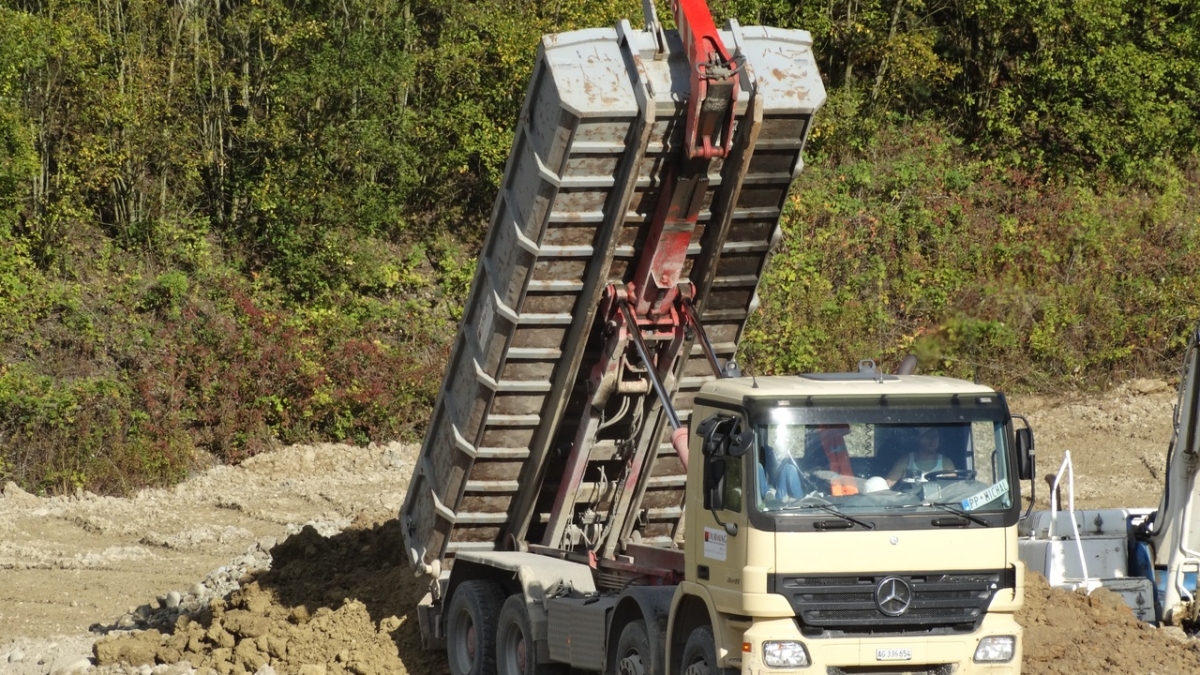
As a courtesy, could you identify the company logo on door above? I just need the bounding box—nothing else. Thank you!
[703,527,727,561]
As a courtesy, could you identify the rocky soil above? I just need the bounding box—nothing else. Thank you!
[2,379,1198,675]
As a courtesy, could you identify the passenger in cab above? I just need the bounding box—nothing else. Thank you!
[759,444,803,501]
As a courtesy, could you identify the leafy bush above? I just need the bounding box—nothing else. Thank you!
[0,270,449,493]
[1,0,1199,495]
[143,280,443,461]
[744,123,1200,389]
[0,365,187,494]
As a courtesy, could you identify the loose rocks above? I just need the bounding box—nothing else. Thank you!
[93,517,440,675]
[49,655,93,675]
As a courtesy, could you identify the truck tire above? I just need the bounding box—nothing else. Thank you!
[680,625,716,675]
[447,580,505,675]
[615,619,651,675]
[497,594,559,675]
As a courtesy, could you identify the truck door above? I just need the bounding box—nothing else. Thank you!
[694,411,751,603]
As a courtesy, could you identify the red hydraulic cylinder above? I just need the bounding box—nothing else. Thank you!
[672,0,740,160]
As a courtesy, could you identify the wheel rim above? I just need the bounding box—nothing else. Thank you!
[684,656,710,675]
[618,652,645,675]
[452,608,477,672]
[503,619,528,675]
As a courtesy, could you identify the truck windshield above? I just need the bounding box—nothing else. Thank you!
[751,401,1014,518]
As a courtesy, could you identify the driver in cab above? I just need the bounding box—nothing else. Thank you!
[886,427,956,486]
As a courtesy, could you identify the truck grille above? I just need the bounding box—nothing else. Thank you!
[770,570,1011,632]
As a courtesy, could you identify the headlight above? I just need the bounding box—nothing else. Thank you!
[973,635,1015,663]
[762,641,810,668]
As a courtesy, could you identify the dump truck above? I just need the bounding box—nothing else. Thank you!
[399,2,1037,674]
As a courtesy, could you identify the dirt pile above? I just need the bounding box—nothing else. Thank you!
[92,517,1200,675]
[1019,572,1200,674]
[92,514,442,675]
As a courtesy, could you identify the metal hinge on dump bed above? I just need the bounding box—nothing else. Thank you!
[400,4,825,576]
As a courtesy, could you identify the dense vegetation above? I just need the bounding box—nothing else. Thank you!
[1,0,1197,493]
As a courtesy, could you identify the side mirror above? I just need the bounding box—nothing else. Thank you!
[697,414,753,516]
[704,457,727,510]
[698,415,733,510]
[1014,418,1035,481]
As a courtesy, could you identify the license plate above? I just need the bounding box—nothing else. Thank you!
[876,648,912,661]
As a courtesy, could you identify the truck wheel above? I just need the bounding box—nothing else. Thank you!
[615,619,651,675]
[447,580,505,675]
[680,625,717,675]
[497,594,558,675]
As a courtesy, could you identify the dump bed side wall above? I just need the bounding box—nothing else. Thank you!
[400,22,824,571]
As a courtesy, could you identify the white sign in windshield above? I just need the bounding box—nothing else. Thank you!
[961,479,1009,511]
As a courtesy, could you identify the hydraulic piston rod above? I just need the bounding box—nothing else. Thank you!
[618,300,691,472]
[681,297,723,378]
[620,301,682,431]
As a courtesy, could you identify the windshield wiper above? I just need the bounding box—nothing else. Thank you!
[926,501,990,527]
[883,501,991,527]
[783,502,876,530]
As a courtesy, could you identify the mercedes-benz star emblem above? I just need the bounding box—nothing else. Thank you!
[875,576,913,617]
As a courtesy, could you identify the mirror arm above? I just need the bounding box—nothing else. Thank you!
[707,505,739,536]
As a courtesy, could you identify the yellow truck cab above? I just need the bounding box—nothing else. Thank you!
[684,369,1029,673]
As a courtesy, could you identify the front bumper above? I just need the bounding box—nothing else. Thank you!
[736,613,1022,675]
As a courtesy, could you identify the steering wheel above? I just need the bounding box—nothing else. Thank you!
[923,469,977,482]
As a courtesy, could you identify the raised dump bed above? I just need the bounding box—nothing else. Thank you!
[401,19,825,575]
